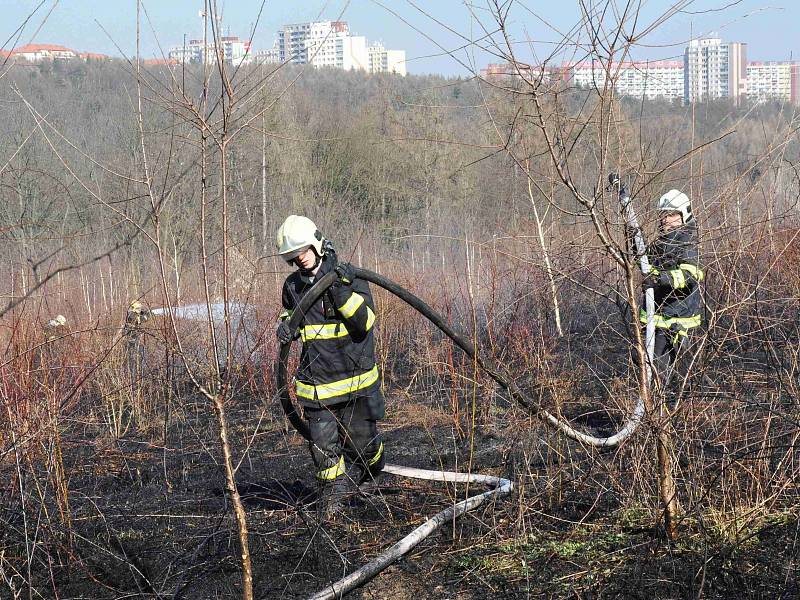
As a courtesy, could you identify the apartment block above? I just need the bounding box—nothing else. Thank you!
[570,60,684,100]
[746,61,800,104]
[168,36,251,65]
[3,44,110,62]
[276,21,365,68]
[277,22,313,64]
[684,38,747,103]
[481,61,683,100]
[368,43,406,75]
[251,46,280,65]
[304,21,368,71]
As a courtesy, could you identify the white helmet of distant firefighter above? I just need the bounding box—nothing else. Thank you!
[276,215,324,263]
[657,189,692,223]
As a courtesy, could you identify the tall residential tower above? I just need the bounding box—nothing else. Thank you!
[684,38,747,103]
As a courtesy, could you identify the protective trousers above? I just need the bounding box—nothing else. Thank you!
[305,386,385,485]
[651,327,695,402]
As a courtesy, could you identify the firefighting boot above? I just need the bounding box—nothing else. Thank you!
[314,454,346,521]
[356,442,385,493]
[316,475,350,521]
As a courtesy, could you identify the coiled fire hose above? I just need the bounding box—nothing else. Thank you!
[307,465,513,600]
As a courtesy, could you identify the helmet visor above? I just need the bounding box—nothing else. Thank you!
[281,244,311,264]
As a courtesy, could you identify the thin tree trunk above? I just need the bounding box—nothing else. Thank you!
[261,109,268,252]
[211,2,253,595]
[211,393,254,599]
[626,268,680,538]
[525,160,563,336]
[656,428,679,538]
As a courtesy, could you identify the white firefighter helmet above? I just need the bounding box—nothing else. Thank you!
[128,300,150,319]
[275,215,324,263]
[47,314,67,328]
[657,189,692,223]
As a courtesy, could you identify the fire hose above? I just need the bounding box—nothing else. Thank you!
[276,254,653,448]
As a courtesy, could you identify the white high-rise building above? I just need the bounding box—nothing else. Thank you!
[569,60,684,100]
[305,21,368,71]
[615,61,684,100]
[684,38,747,103]
[746,61,800,105]
[368,43,406,75]
[168,36,251,65]
[219,36,249,63]
[276,21,368,70]
[277,22,312,63]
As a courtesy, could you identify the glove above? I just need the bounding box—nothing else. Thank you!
[329,262,356,306]
[669,321,687,343]
[276,321,293,344]
[669,322,686,336]
[334,262,356,285]
[608,172,627,196]
[641,273,663,291]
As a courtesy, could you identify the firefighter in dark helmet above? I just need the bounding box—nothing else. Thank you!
[640,190,704,393]
[275,215,384,517]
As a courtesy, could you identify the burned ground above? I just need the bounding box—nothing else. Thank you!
[2,374,797,599]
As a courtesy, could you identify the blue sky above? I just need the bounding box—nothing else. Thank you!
[1,1,798,75]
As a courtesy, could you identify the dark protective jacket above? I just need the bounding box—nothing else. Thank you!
[641,220,704,332]
[280,254,378,407]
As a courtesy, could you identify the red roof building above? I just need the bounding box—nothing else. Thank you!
[5,43,110,63]
[11,43,77,60]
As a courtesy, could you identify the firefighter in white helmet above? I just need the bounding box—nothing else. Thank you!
[124,299,151,386]
[275,215,384,516]
[44,314,68,341]
[126,300,150,329]
[640,190,705,395]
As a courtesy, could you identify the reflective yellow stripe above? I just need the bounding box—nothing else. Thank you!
[669,269,687,289]
[316,455,345,480]
[296,364,379,401]
[648,266,660,275]
[679,263,704,282]
[337,293,364,318]
[365,306,375,331]
[300,323,349,342]
[368,442,384,466]
[639,309,702,330]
